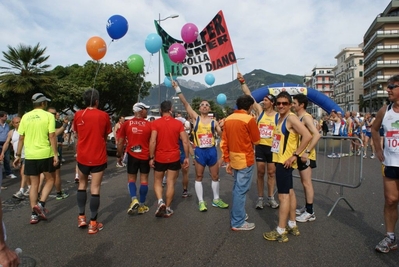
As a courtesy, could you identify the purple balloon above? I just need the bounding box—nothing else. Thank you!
[181,23,199,43]
[168,43,186,63]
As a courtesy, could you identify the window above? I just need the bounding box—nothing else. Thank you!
[359,71,363,77]
[359,59,363,65]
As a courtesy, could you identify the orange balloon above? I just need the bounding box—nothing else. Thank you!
[86,36,107,60]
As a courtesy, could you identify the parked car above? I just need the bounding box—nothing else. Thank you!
[106,115,160,155]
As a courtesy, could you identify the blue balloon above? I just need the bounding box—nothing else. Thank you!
[106,15,129,40]
[164,77,172,87]
[205,73,215,86]
[217,93,227,105]
[145,33,163,54]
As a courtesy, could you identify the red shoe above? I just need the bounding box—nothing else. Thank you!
[78,215,87,228]
[88,221,103,234]
[33,204,48,220]
[30,214,39,224]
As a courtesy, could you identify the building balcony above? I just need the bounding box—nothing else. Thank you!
[364,29,399,51]
[364,44,399,64]
[364,60,399,76]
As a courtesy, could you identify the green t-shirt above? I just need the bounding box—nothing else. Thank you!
[18,109,55,160]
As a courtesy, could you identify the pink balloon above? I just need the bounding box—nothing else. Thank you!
[181,23,199,43]
[168,43,186,63]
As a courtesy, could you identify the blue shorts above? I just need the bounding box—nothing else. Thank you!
[194,146,217,167]
[365,131,371,138]
[275,163,293,194]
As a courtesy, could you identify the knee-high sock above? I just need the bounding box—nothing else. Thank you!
[128,182,137,198]
[139,183,148,203]
[195,181,204,202]
[90,194,100,221]
[77,190,87,215]
[211,180,220,200]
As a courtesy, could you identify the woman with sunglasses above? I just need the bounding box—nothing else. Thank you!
[172,81,228,212]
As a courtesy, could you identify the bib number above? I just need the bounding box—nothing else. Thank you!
[259,124,274,139]
[271,134,281,153]
[198,133,213,148]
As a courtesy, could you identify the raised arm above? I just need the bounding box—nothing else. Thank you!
[172,81,198,120]
[237,72,262,115]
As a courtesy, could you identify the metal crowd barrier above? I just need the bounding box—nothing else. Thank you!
[293,135,364,216]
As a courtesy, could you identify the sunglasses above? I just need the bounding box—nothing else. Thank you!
[276,101,290,106]
[200,103,210,107]
[387,84,399,90]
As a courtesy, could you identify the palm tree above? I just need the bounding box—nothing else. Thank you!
[0,43,55,116]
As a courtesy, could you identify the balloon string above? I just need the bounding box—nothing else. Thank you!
[92,61,102,88]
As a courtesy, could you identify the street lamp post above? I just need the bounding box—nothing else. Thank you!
[158,13,179,111]
[232,57,245,81]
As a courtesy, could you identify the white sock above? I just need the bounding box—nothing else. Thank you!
[19,188,24,193]
[387,232,395,241]
[158,199,164,204]
[277,226,286,235]
[288,220,297,228]
[211,180,220,200]
[195,181,204,202]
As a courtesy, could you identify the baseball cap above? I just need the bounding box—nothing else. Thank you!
[337,111,342,115]
[32,93,51,103]
[265,94,276,103]
[133,102,150,112]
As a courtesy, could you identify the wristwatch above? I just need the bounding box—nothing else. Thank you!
[293,152,299,157]
[305,150,311,154]
[149,156,154,160]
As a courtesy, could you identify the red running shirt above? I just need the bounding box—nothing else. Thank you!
[73,108,111,166]
[151,116,184,163]
[119,117,152,160]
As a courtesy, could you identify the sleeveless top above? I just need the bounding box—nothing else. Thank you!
[257,110,276,147]
[299,114,316,161]
[271,113,299,169]
[11,129,25,158]
[332,120,341,135]
[382,104,399,167]
[193,117,215,148]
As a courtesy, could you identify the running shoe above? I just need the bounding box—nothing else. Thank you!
[255,199,264,210]
[286,225,300,236]
[370,153,375,159]
[13,190,25,200]
[199,201,207,212]
[56,191,69,200]
[212,198,229,209]
[182,190,191,198]
[349,152,354,157]
[266,198,279,209]
[295,206,306,216]
[127,198,139,215]
[231,221,255,231]
[30,214,39,224]
[164,208,174,218]
[375,236,398,253]
[138,205,149,214]
[155,201,166,217]
[363,154,367,159]
[263,229,288,242]
[116,162,125,167]
[296,211,316,222]
[357,150,361,156]
[78,215,87,228]
[23,188,30,197]
[88,221,103,234]
[6,174,17,179]
[33,203,48,221]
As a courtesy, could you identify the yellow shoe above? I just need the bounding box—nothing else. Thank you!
[127,199,139,215]
[138,205,149,214]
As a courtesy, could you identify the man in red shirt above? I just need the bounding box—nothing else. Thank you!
[117,102,151,215]
[73,89,111,234]
[149,100,189,217]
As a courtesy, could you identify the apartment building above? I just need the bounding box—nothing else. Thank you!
[363,0,399,112]
[304,66,334,117]
[332,46,364,112]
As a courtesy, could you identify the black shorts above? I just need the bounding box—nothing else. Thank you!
[275,163,293,194]
[77,162,107,176]
[297,158,317,171]
[127,154,150,175]
[24,157,56,176]
[255,145,273,163]
[383,165,399,179]
[154,160,181,172]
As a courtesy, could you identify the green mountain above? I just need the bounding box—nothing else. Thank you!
[143,69,304,107]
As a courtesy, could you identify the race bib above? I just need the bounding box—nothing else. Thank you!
[130,145,142,153]
[259,124,274,139]
[386,130,399,152]
[198,133,213,148]
[271,134,281,153]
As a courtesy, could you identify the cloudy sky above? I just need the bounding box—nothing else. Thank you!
[0,0,390,87]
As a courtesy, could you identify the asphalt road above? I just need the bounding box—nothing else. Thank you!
[0,142,398,267]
